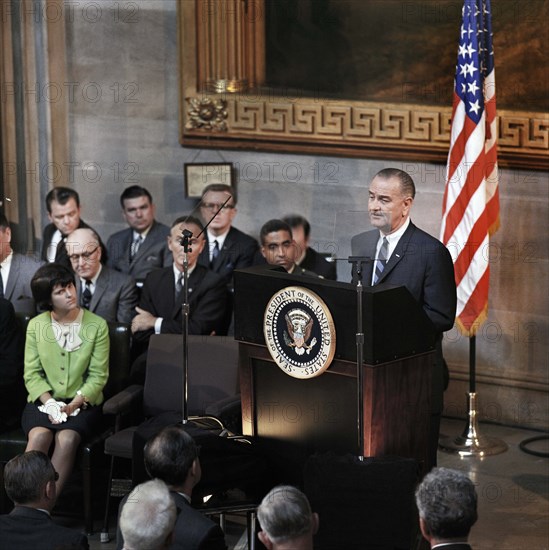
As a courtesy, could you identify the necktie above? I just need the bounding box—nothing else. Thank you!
[81,280,92,309]
[130,235,143,262]
[210,239,220,267]
[0,267,4,299]
[373,237,389,285]
[174,273,183,302]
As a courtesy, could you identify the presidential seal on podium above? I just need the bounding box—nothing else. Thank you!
[264,286,336,379]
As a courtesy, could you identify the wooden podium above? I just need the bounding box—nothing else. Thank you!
[234,266,437,475]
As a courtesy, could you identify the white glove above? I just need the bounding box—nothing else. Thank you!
[38,399,80,423]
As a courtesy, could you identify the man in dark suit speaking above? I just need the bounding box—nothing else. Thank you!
[351,168,456,467]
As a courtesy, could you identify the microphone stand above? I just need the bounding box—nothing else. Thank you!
[178,229,192,424]
[178,196,232,424]
[348,256,372,459]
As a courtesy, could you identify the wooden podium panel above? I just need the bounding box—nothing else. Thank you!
[234,266,436,475]
[239,344,433,470]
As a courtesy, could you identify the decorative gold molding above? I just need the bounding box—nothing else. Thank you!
[185,97,229,131]
[179,1,548,170]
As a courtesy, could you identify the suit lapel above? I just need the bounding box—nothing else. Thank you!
[4,254,20,300]
[119,229,133,269]
[362,232,378,286]
[376,223,415,284]
[90,269,108,310]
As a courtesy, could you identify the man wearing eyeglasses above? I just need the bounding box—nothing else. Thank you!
[66,227,138,325]
[197,184,258,289]
[0,451,89,549]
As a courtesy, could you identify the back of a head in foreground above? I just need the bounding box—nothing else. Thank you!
[4,451,55,505]
[257,485,314,546]
[415,467,478,540]
[119,479,176,550]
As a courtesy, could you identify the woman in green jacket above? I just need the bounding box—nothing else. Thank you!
[22,263,109,494]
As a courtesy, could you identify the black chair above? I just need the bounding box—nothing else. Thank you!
[0,321,132,534]
[101,334,260,547]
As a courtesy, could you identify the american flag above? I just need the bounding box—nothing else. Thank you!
[440,0,500,337]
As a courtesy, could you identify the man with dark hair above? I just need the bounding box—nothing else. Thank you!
[0,451,89,549]
[66,227,137,324]
[282,215,337,280]
[351,168,457,467]
[260,219,321,278]
[41,186,105,270]
[415,467,477,549]
[107,185,171,283]
[197,184,258,288]
[131,215,227,344]
[116,426,227,550]
[0,212,43,314]
[257,485,319,550]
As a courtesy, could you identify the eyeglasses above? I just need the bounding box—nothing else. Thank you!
[200,202,235,211]
[68,246,99,262]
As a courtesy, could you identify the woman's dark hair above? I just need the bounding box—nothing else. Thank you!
[31,263,75,311]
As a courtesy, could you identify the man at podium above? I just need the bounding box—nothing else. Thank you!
[351,168,457,467]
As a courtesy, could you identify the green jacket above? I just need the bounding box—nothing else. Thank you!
[24,309,109,405]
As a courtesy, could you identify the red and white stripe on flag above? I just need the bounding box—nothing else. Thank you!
[440,0,500,337]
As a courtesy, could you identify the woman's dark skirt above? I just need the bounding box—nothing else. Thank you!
[21,401,102,440]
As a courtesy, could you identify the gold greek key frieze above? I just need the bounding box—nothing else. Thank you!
[184,92,547,166]
[223,99,548,152]
[227,100,454,144]
[499,116,549,150]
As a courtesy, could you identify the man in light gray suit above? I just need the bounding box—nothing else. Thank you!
[66,227,138,324]
[0,213,43,315]
[106,186,171,284]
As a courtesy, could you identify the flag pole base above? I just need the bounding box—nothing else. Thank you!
[439,392,507,457]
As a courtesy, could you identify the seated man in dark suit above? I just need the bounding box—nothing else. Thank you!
[41,187,106,270]
[0,298,25,432]
[117,426,227,550]
[119,479,176,550]
[66,227,138,324]
[107,185,172,285]
[0,213,43,315]
[260,219,321,278]
[0,451,89,550]
[257,485,319,550]
[197,183,258,289]
[415,467,477,549]
[282,215,337,280]
[131,215,227,344]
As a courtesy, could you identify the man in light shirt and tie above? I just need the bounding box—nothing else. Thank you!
[106,185,172,285]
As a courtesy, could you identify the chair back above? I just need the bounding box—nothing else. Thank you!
[104,322,131,398]
[143,335,239,417]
